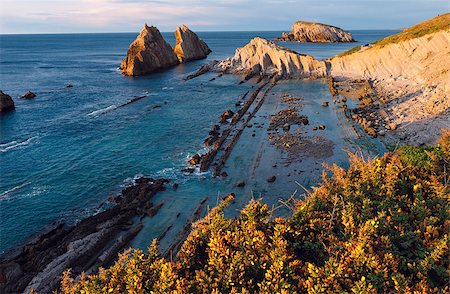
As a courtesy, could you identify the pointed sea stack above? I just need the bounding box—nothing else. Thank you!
[120,24,179,76]
[173,25,212,63]
[0,91,15,113]
[277,21,355,43]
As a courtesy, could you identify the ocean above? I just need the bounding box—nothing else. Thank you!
[0,30,398,254]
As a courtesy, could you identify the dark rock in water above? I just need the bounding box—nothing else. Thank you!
[236,180,245,187]
[220,109,235,124]
[319,124,326,130]
[283,124,291,131]
[209,77,216,81]
[322,101,329,107]
[65,84,73,88]
[172,183,179,190]
[21,91,36,99]
[302,118,309,125]
[153,105,161,109]
[181,167,195,173]
[0,91,15,113]
[212,124,220,131]
[313,126,318,131]
[267,175,276,183]
[221,171,228,177]
[189,154,201,165]
[146,202,164,217]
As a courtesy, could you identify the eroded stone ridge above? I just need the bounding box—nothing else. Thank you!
[173,25,211,63]
[217,37,327,78]
[277,21,354,43]
[120,24,179,76]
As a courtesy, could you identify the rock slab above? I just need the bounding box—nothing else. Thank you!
[277,21,354,43]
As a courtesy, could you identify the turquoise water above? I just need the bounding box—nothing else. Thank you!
[0,30,398,253]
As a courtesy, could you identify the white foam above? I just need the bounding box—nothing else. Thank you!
[0,137,38,153]
[0,181,31,201]
[87,104,117,117]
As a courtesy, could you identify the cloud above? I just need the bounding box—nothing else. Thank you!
[0,0,448,34]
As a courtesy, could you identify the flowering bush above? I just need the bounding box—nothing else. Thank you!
[60,132,449,293]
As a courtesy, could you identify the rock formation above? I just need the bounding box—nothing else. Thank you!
[173,25,211,62]
[120,24,179,76]
[276,21,354,43]
[217,37,327,78]
[329,13,450,145]
[0,91,15,113]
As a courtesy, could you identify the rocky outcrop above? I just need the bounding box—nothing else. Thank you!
[0,91,15,113]
[277,21,354,43]
[217,37,327,78]
[173,25,211,63]
[120,24,179,76]
[329,14,450,145]
[0,178,169,294]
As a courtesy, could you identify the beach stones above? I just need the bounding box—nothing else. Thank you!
[267,176,276,183]
[21,91,36,99]
[0,91,15,113]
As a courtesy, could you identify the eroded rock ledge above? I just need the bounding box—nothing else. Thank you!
[276,21,355,43]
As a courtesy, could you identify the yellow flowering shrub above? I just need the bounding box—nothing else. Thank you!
[60,132,449,293]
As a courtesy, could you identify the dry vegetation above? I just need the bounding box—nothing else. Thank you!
[58,132,450,293]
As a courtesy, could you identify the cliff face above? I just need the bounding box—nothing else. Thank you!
[120,24,179,76]
[218,37,327,78]
[277,21,354,43]
[329,16,450,145]
[173,25,211,63]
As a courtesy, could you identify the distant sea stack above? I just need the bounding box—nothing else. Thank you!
[276,21,355,42]
[217,37,327,78]
[120,24,179,76]
[0,91,15,113]
[173,25,211,62]
[120,24,212,76]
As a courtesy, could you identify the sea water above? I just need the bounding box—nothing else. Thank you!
[0,30,398,253]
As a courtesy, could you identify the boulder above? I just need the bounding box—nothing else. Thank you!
[120,24,179,76]
[278,21,355,43]
[0,91,15,113]
[21,91,36,99]
[220,110,234,123]
[236,180,245,187]
[267,176,276,183]
[189,154,201,165]
[173,25,211,63]
[322,102,329,107]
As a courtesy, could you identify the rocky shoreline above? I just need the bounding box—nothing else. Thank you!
[0,178,169,294]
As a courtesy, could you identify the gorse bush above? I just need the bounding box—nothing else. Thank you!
[60,132,449,293]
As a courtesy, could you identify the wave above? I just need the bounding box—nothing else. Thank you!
[87,104,118,117]
[87,95,149,117]
[0,181,31,201]
[0,137,38,153]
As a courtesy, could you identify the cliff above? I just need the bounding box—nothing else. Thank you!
[217,37,327,78]
[277,21,354,42]
[120,24,179,76]
[329,13,450,145]
[173,25,211,63]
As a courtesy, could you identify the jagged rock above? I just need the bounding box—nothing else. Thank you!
[277,21,355,43]
[189,154,201,165]
[120,24,179,76]
[21,91,36,99]
[220,110,234,123]
[216,37,327,78]
[173,25,211,63]
[0,91,15,113]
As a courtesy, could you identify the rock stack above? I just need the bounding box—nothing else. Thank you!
[276,21,354,43]
[173,25,211,63]
[120,24,211,76]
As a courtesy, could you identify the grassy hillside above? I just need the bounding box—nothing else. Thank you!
[336,13,450,57]
[59,132,449,293]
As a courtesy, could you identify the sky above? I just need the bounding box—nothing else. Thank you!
[0,0,448,34]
